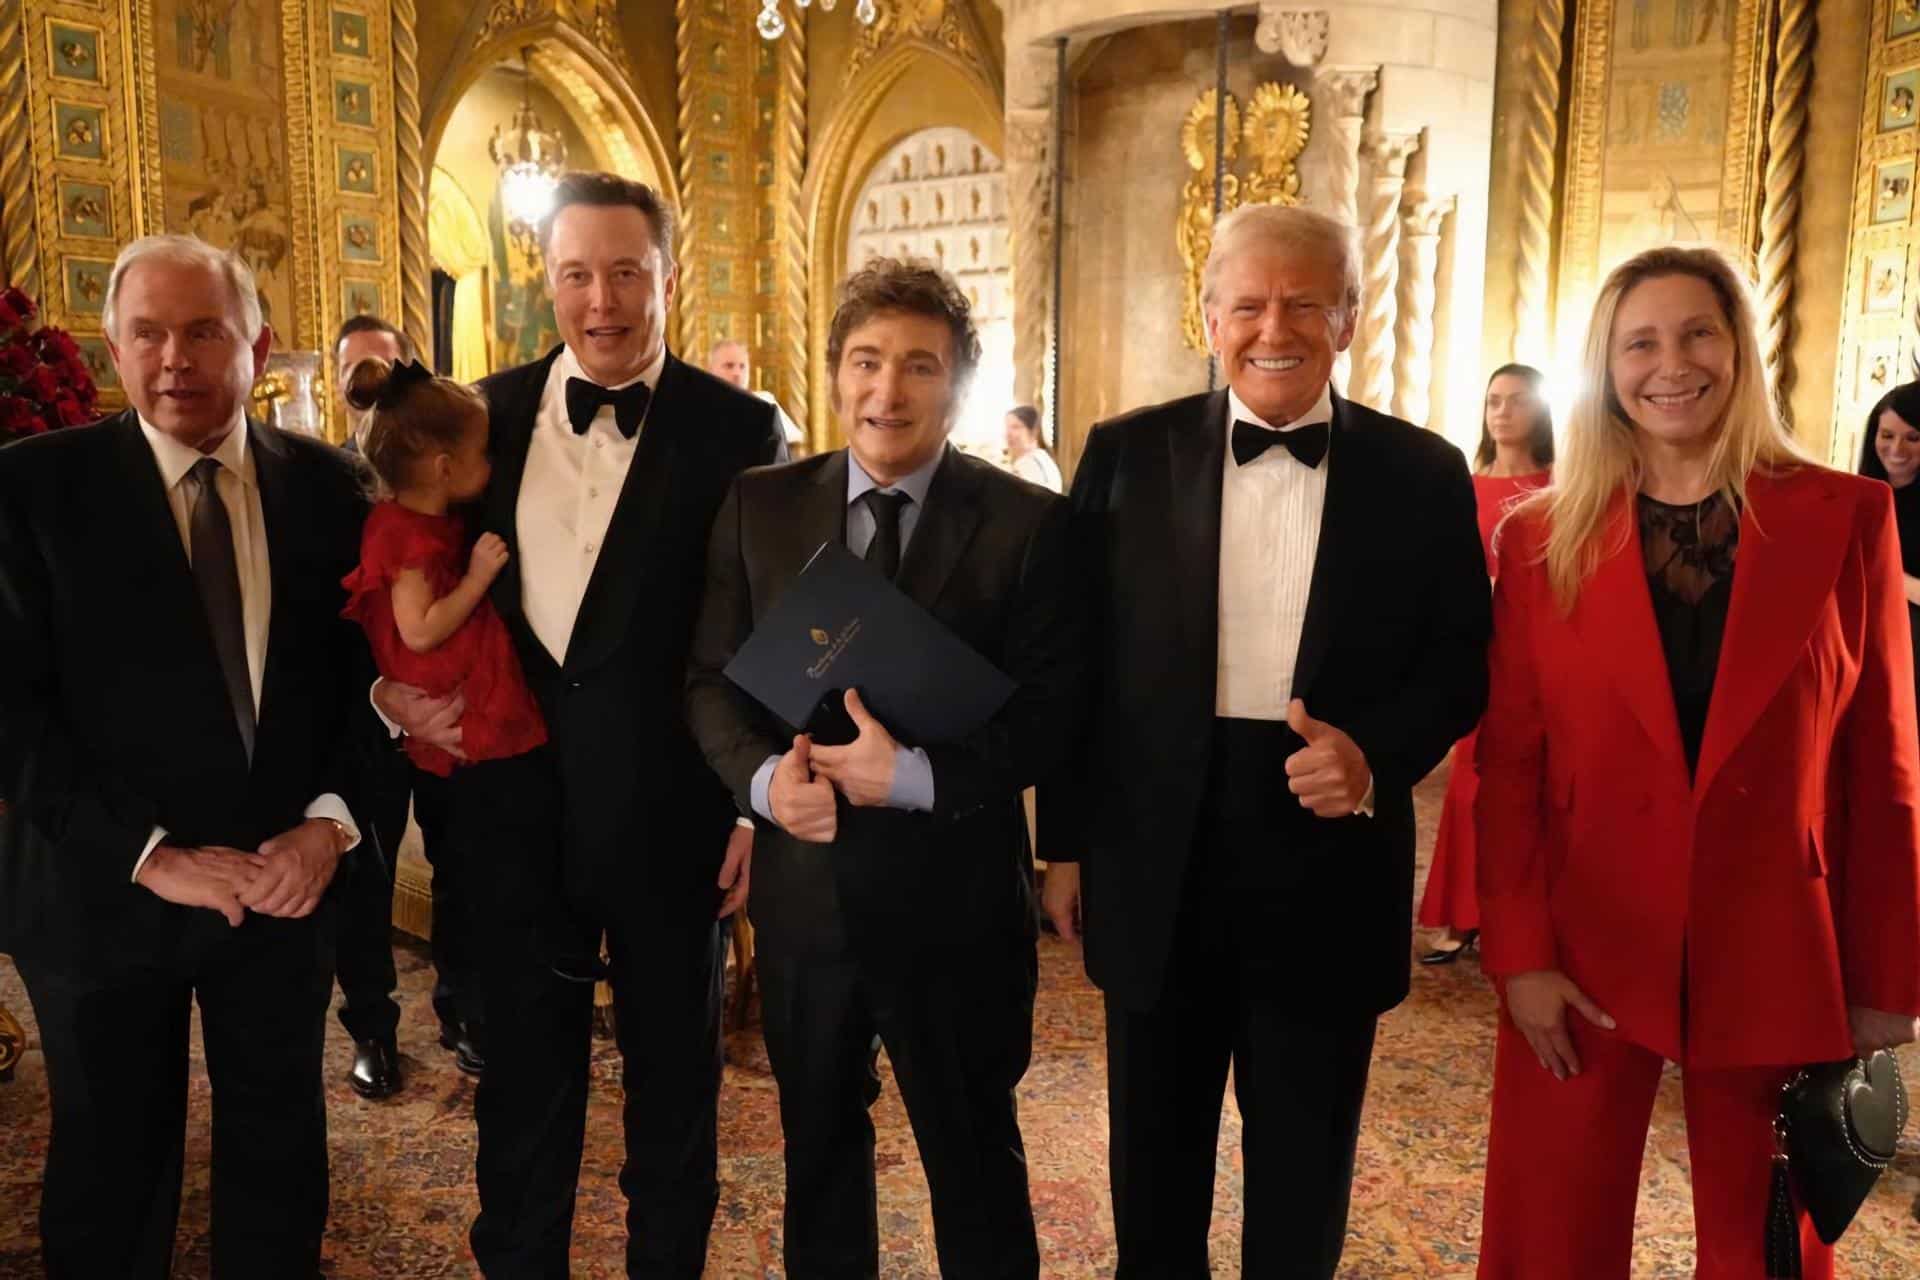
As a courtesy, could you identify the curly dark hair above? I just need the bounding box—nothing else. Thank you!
[536,171,677,269]
[826,257,981,396]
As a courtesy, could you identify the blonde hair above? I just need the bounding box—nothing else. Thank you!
[1201,204,1360,317]
[102,234,264,343]
[1531,244,1809,609]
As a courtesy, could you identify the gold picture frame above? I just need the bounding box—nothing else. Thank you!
[1554,0,1773,344]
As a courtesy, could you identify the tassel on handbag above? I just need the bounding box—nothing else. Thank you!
[1765,1125,1802,1280]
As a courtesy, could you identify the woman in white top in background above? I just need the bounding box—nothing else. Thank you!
[1005,404,1063,493]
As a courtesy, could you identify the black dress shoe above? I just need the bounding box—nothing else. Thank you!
[348,1038,402,1099]
[440,1023,485,1077]
[1419,929,1479,966]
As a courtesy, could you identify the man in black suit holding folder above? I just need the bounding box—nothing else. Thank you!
[687,258,1087,1278]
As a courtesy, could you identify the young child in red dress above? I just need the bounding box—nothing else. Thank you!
[339,357,601,984]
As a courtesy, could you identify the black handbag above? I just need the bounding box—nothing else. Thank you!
[1764,1050,1907,1278]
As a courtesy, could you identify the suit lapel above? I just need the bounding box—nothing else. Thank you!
[1168,390,1228,676]
[1569,495,1690,781]
[795,450,851,577]
[1290,394,1363,702]
[1692,471,1847,799]
[896,447,983,613]
[563,351,684,675]
[485,346,561,631]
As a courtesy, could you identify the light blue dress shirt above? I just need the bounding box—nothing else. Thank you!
[748,448,944,825]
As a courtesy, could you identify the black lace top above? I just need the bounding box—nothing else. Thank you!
[1639,492,1740,776]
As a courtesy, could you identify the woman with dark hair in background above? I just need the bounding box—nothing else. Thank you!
[1418,364,1555,964]
[1857,380,1920,705]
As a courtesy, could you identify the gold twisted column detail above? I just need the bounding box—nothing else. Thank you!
[393,0,430,356]
[1006,112,1053,417]
[672,0,702,357]
[1756,0,1814,403]
[1393,193,1449,427]
[1313,66,1376,392]
[0,0,33,296]
[776,3,808,437]
[1352,129,1420,414]
[1512,0,1565,368]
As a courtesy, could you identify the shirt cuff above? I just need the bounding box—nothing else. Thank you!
[887,746,935,813]
[305,794,362,852]
[131,826,168,883]
[1356,774,1376,818]
[369,680,402,739]
[735,815,755,831]
[749,755,781,826]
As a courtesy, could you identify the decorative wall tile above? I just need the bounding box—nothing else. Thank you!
[58,179,112,239]
[331,10,370,59]
[46,21,102,84]
[337,146,377,195]
[340,212,381,263]
[62,256,112,314]
[333,77,374,129]
[74,337,117,389]
[342,278,383,319]
[52,101,106,161]
[1883,69,1919,133]
[1874,159,1916,225]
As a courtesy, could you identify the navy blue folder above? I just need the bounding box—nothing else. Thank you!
[722,540,1016,746]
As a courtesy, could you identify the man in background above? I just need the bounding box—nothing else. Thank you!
[707,337,805,451]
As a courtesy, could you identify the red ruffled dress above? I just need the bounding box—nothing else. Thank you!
[1417,470,1550,932]
[342,503,546,777]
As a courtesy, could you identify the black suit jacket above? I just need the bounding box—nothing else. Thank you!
[686,447,1087,960]
[0,413,372,977]
[1046,390,1490,1015]
[478,348,785,913]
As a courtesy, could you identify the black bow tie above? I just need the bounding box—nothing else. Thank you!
[1232,419,1329,469]
[565,376,651,439]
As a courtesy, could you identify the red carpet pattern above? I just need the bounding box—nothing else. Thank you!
[3,762,1918,1277]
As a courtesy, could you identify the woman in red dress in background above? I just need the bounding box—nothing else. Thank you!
[1417,364,1554,964]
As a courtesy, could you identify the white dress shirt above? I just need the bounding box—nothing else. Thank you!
[1010,448,1063,494]
[131,415,360,879]
[1215,384,1333,719]
[516,344,665,667]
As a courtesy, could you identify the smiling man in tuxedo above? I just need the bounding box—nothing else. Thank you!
[687,259,1087,1278]
[1042,204,1490,1277]
[0,235,371,1276]
[373,172,785,1276]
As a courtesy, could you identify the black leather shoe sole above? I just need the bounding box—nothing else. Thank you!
[440,1028,485,1077]
[348,1042,402,1099]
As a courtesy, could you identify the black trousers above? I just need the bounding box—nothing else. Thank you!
[334,754,479,1043]
[17,910,336,1279]
[1106,720,1381,1280]
[464,756,725,1279]
[758,940,1040,1280]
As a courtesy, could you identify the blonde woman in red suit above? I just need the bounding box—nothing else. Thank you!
[1474,244,1920,1279]
[1418,364,1554,965]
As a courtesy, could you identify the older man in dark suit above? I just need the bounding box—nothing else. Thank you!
[0,234,372,1277]
[1044,204,1491,1278]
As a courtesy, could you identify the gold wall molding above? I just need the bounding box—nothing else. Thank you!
[843,0,1000,101]
[770,2,808,429]
[1512,0,1564,368]
[671,0,701,357]
[1556,0,1772,346]
[1829,0,1920,466]
[802,32,1000,448]
[282,0,322,355]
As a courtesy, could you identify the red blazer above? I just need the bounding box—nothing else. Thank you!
[1476,466,1920,1068]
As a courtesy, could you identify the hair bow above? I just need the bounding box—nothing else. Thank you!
[377,357,434,408]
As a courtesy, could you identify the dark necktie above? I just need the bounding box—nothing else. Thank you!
[860,489,912,581]
[187,457,256,761]
[565,376,651,439]
[1232,419,1329,469]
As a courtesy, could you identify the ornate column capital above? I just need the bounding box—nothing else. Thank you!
[1256,6,1329,67]
[1360,128,1422,178]
[1313,64,1379,121]
[1400,191,1450,238]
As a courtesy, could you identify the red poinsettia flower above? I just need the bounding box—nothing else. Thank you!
[20,363,61,402]
[0,394,42,435]
[0,342,33,379]
[0,297,20,332]
[53,393,92,426]
[34,328,81,361]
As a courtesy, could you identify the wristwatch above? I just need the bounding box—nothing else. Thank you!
[315,817,351,851]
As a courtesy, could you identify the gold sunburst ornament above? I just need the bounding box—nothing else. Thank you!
[1242,82,1312,207]
[1178,90,1243,352]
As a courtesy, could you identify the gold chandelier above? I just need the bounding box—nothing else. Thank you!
[488,47,568,259]
[757,0,878,41]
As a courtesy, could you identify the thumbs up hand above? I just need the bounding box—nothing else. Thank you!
[809,688,899,808]
[770,734,838,842]
[1283,698,1372,817]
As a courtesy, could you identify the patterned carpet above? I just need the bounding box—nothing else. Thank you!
[3,762,1919,1277]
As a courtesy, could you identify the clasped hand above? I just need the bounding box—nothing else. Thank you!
[770,690,899,842]
[135,818,348,926]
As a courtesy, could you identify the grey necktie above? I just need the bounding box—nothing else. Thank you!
[860,489,912,581]
[187,457,255,761]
